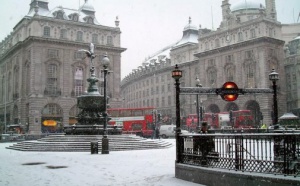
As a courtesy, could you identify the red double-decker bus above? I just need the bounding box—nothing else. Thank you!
[186,110,255,130]
[107,107,155,137]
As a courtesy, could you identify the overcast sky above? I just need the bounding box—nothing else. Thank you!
[0,0,299,79]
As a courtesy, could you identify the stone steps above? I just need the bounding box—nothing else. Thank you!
[6,134,173,152]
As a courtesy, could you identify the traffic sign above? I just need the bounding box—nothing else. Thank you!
[218,82,239,102]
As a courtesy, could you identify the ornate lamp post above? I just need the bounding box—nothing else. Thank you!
[172,64,182,163]
[195,76,202,131]
[269,69,279,125]
[101,53,110,154]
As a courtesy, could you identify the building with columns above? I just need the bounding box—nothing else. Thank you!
[121,0,300,126]
[0,0,126,134]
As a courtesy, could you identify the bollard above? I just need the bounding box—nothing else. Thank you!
[91,141,98,154]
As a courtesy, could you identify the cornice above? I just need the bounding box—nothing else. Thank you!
[0,36,126,62]
[195,37,285,58]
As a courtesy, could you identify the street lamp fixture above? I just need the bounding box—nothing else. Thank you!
[269,69,279,125]
[101,53,110,154]
[172,64,182,163]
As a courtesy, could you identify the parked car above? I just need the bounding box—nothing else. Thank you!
[268,124,285,130]
[159,125,189,138]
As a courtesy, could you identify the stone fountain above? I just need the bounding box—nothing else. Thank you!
[64,43,121,135]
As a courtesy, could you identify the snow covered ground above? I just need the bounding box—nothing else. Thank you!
[0,139,203,186]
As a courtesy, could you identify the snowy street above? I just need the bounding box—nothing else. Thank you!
[0,139,203,186]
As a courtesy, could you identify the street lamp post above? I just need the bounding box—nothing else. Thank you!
[269,69,279,125]
[195,76,202,132]
[172,64,182,163]
[101,53,110,154]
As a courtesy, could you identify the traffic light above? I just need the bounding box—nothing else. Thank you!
[157,113,161,121]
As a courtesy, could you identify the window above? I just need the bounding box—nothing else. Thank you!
[250,29,256,38]
[245,64,255,88]
[226,66,234,82]
[73,15,78,22]
[107,36,113,45]
[208,69,217,85]
[43,26,50,37]
[238,32,243,41]
[56,11,64,19]
[48,49,59,58]
[77,31,83,41]
[92,34,98,43]
[245,50,253,59]
[14,66,19,96]
[215,39,220,47]
[74,67,83,96]
[46,64,58,95]
[87,17,93,24]
[205,42,209,50]
[225,55,233,63]
[60,29,67,39]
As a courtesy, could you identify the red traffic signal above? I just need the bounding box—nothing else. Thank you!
[221,82,239,102]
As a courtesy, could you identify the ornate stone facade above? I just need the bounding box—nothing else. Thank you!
[0,0,126,134]
[121,0,299,126]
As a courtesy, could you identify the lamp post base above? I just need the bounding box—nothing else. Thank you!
[102,137,109,154]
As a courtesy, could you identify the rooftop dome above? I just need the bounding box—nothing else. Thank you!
[183,17,198,31]
[80,0,95,12]
[231,0,265,12]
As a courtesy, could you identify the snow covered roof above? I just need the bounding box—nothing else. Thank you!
[279,113,299,120]
[26,0,99,25]
[173,17,198,49]
[231,0,265,12]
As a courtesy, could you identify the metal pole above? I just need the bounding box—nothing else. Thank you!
[175,78,181,163]
[196,94,200,131]
[273,80,278,125]
[102,65,109,154]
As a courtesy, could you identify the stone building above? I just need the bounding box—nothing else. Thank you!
[285,35,300,115]
[0,0,126,134]
[121,0,299,126]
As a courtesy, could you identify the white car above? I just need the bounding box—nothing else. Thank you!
[268,125,285,130]
[159,125,189,138]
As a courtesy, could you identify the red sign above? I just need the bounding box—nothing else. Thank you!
[221,82,239,102]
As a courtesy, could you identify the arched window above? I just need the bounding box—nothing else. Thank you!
[207,68,217,86]
[13,105,19,124]
[245,63,255,88]
[1,75,4,103]
[25,62,30,95]
[14,66,19,98]
[46,64,58,95]
[74,67,83,96]
[226,66,235,82]
[42,104,62,116]
[87,17,93,24]
[77,31,83,41]
[43,26,50,37]
[92,34,98,43]
[73,15,78,22]
[56,11,64,19]
[8,72,11,100]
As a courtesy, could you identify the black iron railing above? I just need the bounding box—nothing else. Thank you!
[178,132,300,177]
